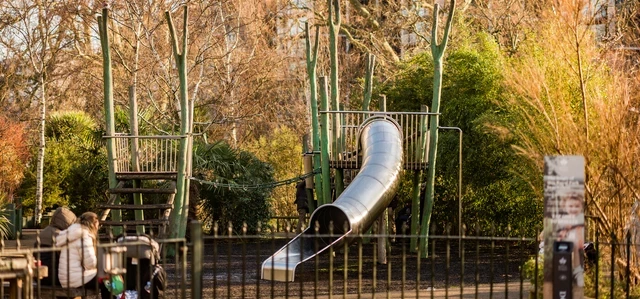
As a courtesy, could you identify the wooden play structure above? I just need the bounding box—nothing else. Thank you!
[96,0,455,251]
[97,7,192,239]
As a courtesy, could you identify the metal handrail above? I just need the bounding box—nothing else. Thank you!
[318,111,433,170]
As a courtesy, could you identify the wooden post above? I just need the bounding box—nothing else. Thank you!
[305,22,324,207]
[410,105,428,251]
[165,6,191,239]
[328,0,343,201]
[98,8,122,236]
[190,221,203,299]
[319,77,332,206]
[376,211,388,265]
[362,54,376,111]
[420,0,455,258]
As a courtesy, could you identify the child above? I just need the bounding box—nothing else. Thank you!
[56,212,111,298]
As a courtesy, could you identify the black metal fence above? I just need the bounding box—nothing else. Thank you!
[0,222,636,298]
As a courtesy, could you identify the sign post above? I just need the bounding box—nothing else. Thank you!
[543,156,585,299]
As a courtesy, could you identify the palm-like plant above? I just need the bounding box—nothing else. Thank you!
[0,194,13,239]
[46,111,104,147]
[19,110,108,216]
[192,140,275,234]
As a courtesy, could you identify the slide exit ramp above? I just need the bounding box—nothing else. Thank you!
[262,117,404,281]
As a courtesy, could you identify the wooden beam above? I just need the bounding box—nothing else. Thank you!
[100,219,168,226]
[108,188,176,194]
[97,204,173,210]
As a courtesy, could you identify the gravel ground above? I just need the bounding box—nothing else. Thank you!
[159,236,538,298]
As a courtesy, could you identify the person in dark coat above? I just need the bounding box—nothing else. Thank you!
[33,207,77,286]
[395,202,412,236]
[387,197,399,241]
[295,180,309,233]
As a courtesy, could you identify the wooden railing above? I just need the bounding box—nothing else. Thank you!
[108,134,185,173]
[321,111,433,170]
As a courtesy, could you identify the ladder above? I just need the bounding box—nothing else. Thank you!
[99,135,181,238]
[99,172,176,238]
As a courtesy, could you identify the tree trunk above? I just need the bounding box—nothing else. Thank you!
[34,75,46,226]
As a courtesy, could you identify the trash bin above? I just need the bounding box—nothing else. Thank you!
[40,211,53,228]
[2,203,20,240]
[15,206,22,236]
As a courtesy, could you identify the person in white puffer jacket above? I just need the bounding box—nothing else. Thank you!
[56,212,99,289]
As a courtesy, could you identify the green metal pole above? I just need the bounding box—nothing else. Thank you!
[305,22,324,207]
[166,6,191,239]
[410,105,428,251]
[328,0,343,200]
[320,77,331,206]
[302,135,316,213]
[178,7,192,239]
[98,9,122,236]
[362,54,375,112]
[333,102,344,198]
[419,0,455,258]
[409,172,421,250]
[183,101,195,238]
[190,221,203,299]
[328,0,340,119]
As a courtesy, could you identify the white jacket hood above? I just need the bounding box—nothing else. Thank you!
[55,223,87,247]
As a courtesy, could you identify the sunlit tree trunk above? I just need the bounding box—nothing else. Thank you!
[34,75,46,225]
[219,2,239,148]
[33,0,50,226]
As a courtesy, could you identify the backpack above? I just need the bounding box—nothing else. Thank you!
[123,258,165,299]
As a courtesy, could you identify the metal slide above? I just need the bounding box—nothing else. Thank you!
[262,118,404,281]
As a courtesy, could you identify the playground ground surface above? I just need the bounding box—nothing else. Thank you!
[195,235,537,299]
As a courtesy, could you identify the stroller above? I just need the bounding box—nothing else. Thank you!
[115,235,166,299]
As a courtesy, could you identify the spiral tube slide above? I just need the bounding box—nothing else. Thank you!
[262,118,404,281]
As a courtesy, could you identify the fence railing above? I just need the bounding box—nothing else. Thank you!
[1,223,636,299]
[321,111,433,170]
[270,216,304,232]
[107,134,184,173]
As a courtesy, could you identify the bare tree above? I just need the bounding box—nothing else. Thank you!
[0,0,83,224]
[94,0,305,145]
[469,0,549,55]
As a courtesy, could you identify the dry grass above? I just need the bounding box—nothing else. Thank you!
[499,0,640,280]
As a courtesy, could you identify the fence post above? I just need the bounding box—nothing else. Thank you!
[191,220,203,299]
[626,230,631,299]
[595,225,599,299]
[610,231,616,299]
